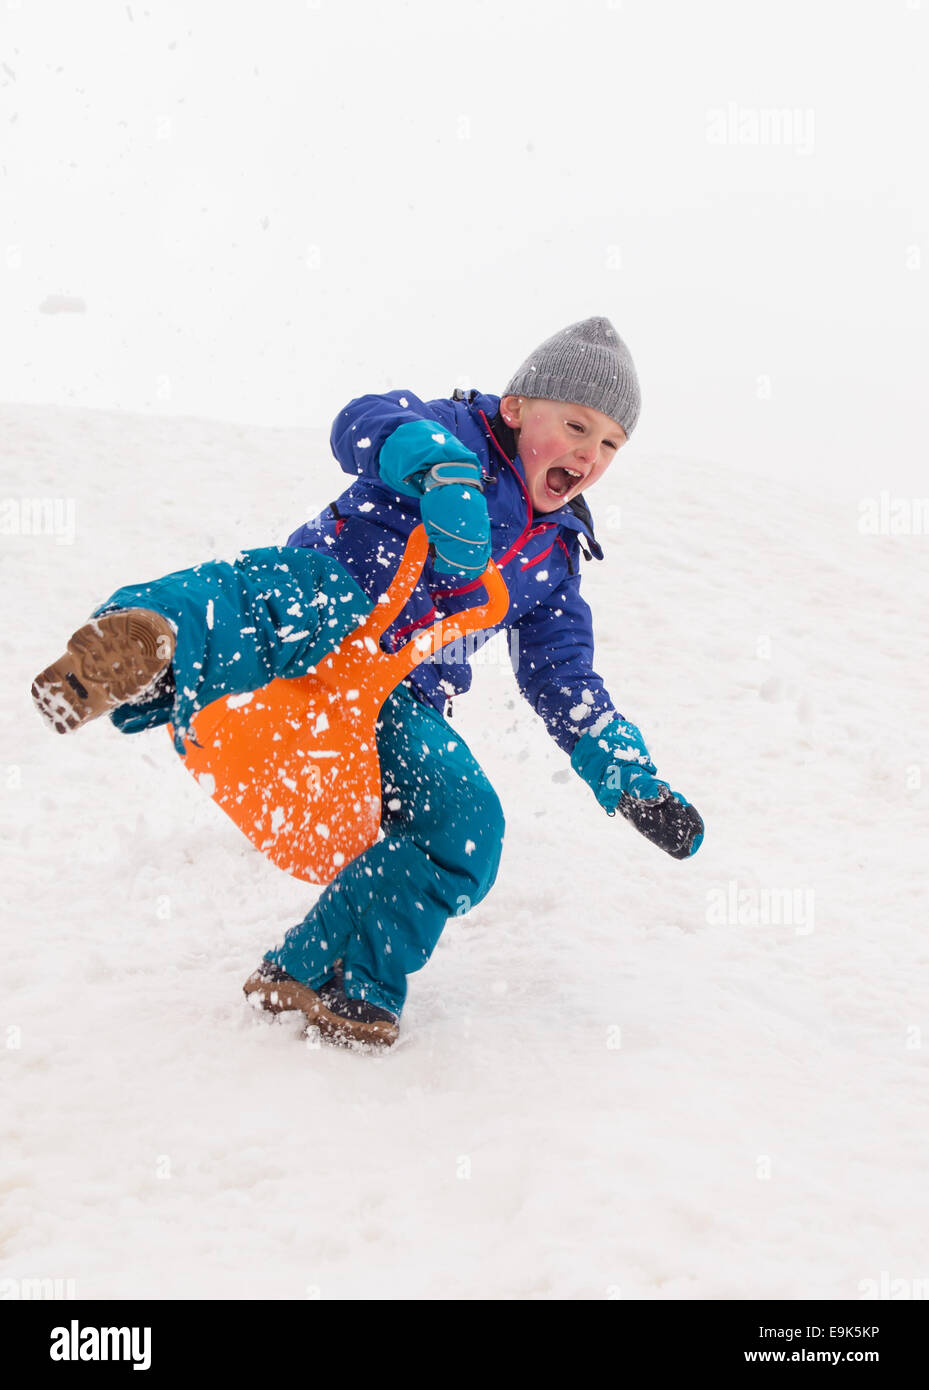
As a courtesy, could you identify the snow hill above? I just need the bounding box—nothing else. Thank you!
[1,403,927,1299]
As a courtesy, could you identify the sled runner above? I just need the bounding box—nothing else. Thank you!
[170,525,509,884]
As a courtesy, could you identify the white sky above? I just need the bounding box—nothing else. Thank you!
[2,0,927,493]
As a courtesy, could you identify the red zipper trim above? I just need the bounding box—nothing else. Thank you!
[480,408,518,470]
[520,540,556,571]
[391,605,437,646]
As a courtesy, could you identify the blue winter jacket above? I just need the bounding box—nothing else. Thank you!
[287,389,619,755]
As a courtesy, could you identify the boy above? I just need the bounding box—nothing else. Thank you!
[32,317,703,1049]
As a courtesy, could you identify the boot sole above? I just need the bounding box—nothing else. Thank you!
[243,969,398,1049]
[31,609,175,734]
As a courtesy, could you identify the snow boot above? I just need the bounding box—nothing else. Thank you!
[244,960,399,1049]
[315,961,399,1049]
[31,608,177,734]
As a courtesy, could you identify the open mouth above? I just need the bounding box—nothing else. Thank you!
[544,465,583,500]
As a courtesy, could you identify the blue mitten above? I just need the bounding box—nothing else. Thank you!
[571,716,704,860]
[379,420,491,576]
[419,461,491,575]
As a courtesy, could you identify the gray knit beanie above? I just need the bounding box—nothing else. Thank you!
[502,316,641,437]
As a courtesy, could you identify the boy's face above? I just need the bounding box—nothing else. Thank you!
[499,395,627,513]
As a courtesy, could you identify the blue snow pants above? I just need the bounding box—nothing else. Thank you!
[93,548,505,1017]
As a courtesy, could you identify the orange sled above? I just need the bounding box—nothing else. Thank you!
[169,525,509,884]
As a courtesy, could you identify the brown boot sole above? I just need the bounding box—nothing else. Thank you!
[31,609,176,734]
[243,969,399,1049]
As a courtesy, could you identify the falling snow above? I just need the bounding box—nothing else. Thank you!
[8,398,927,1303]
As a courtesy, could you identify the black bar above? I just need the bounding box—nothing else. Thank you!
[0,1298,924,1374]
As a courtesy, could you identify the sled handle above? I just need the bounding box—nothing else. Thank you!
[337,524,509,700]
[354,525,432,644]
[391,563,509,668]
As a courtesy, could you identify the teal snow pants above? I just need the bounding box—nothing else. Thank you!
[93,548,505,1018]
[263,681,504,1016]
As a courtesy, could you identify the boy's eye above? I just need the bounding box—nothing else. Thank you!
[567,421,619,450]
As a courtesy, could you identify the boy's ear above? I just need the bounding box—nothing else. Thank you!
[500,394,529,428]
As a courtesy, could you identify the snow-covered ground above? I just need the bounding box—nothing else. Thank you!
[2,402,927,1300]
